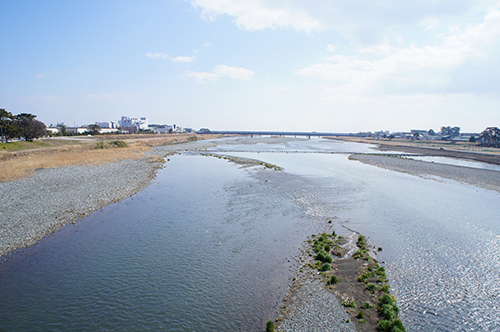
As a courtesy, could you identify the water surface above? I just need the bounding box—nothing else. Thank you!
[1,138,500,331]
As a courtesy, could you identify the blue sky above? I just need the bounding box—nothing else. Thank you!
[1,0,499,132]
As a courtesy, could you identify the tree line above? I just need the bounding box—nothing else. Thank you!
[480,127,500,147]
[0,109,47,143]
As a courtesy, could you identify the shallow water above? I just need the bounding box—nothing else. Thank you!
[1,138,500,331]
[404,155,500,171]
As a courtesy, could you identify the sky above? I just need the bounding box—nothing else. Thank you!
[1,0,499,133]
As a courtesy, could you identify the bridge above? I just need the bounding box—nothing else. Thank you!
[195,130,363,139]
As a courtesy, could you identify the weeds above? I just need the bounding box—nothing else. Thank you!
[365,283,378,292]
[342,299,357,308]
[361,301,374,309]
[319,263,331,271]
[266,320,275,332]
[93,140,128,149]
[316,250,333,263]
[328,275,339,285]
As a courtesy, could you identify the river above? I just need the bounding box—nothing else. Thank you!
[1,137,499,331]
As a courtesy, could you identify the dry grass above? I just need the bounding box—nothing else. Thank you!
[0,133,227,182]
[0,144,148,182]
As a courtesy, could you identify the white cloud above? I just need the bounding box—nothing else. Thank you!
[146,52,170,60]
[184,65,255,83]
[297,8,500,95]
[190,0,321,32]
[326,44,335,52]
[35,70,60,79]
[421,17,440,30]
[172,56,197,63]
[184,70,220,84]
[190,0,500,45]
[213,65,254,80]
[146,52,196,63]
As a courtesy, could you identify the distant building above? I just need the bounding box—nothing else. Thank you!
[97,121,118,129]
[46,127,60,134]
[120,116,148,130]
[153,125,174,134]
[99,128,119,134]
[66,127,88,134]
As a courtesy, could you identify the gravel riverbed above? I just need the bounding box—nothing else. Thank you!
[2,139,498,331]
[350,154,500,193]
[276,249,357,332]
[0,141,220,258]
[0,158,161,257]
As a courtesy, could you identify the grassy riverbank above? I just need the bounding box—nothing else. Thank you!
[0,134,222,182]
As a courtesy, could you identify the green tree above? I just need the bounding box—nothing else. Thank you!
[60,124,67,136]
[15,113,46,141]
[440,126,461,137]
[88,124,101,135]
[480,127,500,147]
[0,109,19,142]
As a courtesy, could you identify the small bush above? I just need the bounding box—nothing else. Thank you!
[316,250,333,263]
[94,141,107,149]
[377,319,392,332]
[361,301,373,309]
[391,319,406,332]
[324,244,331,252]
[266,320,275,332]
[320,263,331,271]
[109,140,127,148]
[356,311,365,319]
[377,319,406,332]
[380,304,398,321]
[366,283,378,292]
[94,140,127,149]
[379,294,397,306]
[380,284,390,293]
[342,300,357,308]
[328,275,339,285]
[377,276,388,283]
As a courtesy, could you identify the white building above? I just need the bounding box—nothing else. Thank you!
[66,127,89,134]
[97,121,118,129]
[154,125,174,134]
[46,127,61,134]
[119,116,148,130]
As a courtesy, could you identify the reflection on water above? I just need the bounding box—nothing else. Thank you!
[1,138,500,331]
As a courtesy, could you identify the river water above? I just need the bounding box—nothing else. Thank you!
[1,138,499,331]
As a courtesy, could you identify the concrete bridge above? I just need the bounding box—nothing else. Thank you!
[195,130,362,139]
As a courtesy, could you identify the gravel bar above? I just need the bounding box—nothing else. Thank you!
[0,158,163,257]
[350,154,500,193]
[276,248,357,332]
[0,140,226,258]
